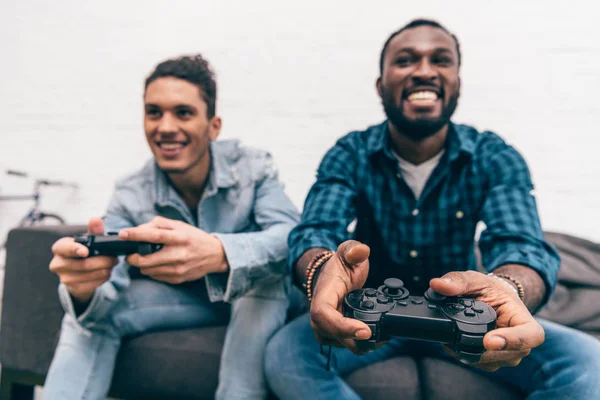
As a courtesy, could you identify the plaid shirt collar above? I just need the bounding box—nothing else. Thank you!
[366,120,476,163]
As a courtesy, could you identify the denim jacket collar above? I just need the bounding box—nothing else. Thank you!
[153,140,242,213]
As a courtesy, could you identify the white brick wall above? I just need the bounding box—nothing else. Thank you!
[1,0,599,243]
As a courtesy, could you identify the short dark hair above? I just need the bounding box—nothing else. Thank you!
[379,19,461,73]
[145,54,217,119]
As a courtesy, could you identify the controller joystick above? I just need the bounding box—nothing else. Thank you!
[383,278,404,295]
[424,287,447,302]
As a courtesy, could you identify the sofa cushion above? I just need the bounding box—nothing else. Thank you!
[420,357,522,400]
[111,327,226,399]
[344,357,420,400]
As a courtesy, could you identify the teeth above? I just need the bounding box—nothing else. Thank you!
[160,143,185,150]
[408,91,438,101]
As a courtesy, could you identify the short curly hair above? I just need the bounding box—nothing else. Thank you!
[145,54,217,119]
[379,19,461,74]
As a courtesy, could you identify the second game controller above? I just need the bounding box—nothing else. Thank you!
[343,278,497,363]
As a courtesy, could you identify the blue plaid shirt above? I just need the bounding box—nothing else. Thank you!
[289,121,560,303]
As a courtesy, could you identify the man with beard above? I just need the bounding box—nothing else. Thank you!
[264,19,600,399]
[43,54,300,400]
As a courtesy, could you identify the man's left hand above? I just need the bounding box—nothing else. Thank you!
[430,270,545,372]
[119,216,228,284]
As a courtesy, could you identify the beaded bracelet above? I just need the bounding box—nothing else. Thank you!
[488,272,525,302]
[304,250,335,302]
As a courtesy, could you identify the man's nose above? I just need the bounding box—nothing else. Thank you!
[157,114,177,133]
[411,59,437,82]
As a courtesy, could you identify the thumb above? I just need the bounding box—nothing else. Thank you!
[430,271,481,297]
[87,217,105,235]
[337,240,370,269]
[148,216,180,230]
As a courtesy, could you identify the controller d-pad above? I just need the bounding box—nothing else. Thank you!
[464,309,476,317]
[472,305,484,313]
[362,300,375,310]
[460,299,473,307]
[453,304,466,311]
[364,289,377,297]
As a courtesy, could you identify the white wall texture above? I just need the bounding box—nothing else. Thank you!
[0,0,599,244]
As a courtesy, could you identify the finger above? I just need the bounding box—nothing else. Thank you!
[443,344,529,367]
[119,226,185,245]
[137,265,183,276]
[52,237,87,258]
[51,255,117,273]
[484,321,545,351]
[310,303,371,342]
[336,240,370,269]
[87,217,105,235]
[126,247,180,268]
[429,270,488,297]
[148,216,181,230]
[59,268,112,286]
[479,349,531,363]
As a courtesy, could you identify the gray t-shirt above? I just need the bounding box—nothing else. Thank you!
[392,149,445,199]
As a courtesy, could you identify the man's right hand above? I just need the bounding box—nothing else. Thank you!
[49,217,118,303]
[309,240,372,354]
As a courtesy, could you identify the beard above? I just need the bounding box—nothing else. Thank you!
[381,85,459,141]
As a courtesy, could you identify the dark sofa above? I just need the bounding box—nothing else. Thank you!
[1,226,598,400]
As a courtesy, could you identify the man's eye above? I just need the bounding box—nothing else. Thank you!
[434,57,453,66]
[176,109,193,118]
[146,109,161,118]
[395,57,412,66]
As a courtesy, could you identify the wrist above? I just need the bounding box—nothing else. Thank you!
[488,272,525,301]
[304,250,335,301]
[211,235,229,273]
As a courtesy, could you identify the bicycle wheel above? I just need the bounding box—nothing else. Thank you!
[35,212,66,226]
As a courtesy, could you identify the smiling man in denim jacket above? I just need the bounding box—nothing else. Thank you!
[43,54,300,400]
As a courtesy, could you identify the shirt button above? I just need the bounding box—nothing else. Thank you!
[456,210,464,219]
[396,172,402,179]
[412,276,421,282]
[409,250,418,258]
[412,209,419,216]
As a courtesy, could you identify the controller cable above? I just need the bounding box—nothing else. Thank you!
[319,344,333,371]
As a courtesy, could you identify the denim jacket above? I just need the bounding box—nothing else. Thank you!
[58,139,300,328]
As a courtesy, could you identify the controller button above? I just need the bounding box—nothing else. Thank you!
[362,300,375,310]
[453,304,466,311]
[397,301,408,306]
[366,324,377,339]
[460,334,484,348]
[364,289,377,297]
[464,309,476,317]
[472,305,484,313]
[427,304,437,309]
[411,298,424,305]
[460,299,473,307]
[377,294,391,304]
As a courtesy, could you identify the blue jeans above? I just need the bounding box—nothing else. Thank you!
[44,278,290,400]
[265,313,600,399]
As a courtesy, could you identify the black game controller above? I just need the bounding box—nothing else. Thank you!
[343,278,497,363]
[74,233,163,257]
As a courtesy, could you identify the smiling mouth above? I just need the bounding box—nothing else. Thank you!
[156,141,189,150]
[407,90,440,102]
